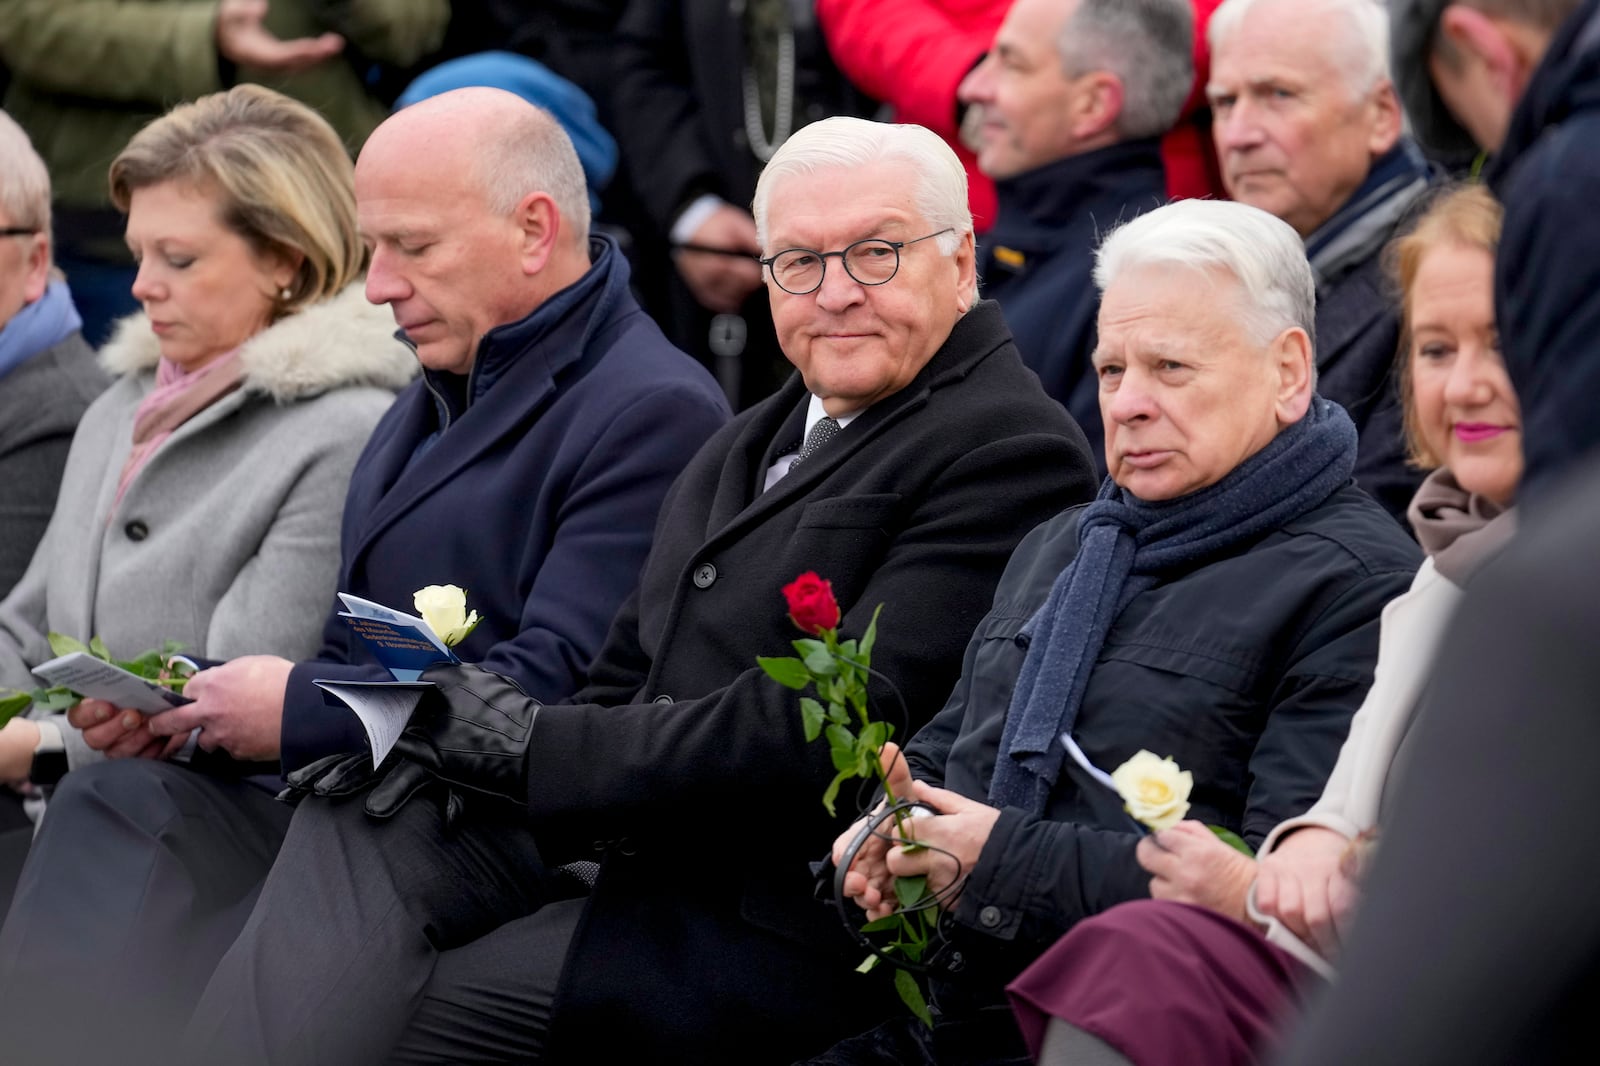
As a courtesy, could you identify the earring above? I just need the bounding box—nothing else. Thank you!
[280,287,292,301]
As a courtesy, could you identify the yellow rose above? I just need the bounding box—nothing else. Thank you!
[1110,750,1193,832]
[412,584,481,647]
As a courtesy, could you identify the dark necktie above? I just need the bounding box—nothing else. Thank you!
[788,416,840,473]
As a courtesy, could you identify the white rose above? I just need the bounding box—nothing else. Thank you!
[1110,750,1193,832]
[413,584,481,647]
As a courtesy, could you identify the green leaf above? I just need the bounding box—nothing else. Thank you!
[88,635,111,661]
[792,638,828,660]
[798,697,826,742]
[893,875,928,909]
[826,700,850,726]
[858,604,884,666]
[860,915,901,933]
[161,639,188,657]
[33,687,79,712]
[828,724,858,773]
[802,645,838,677]
[855,953,881,974]
[0,692,31,728]
[1208,825,1256,857]
[757,655,812,690]
[859,719,889,756]
[821,768,851,818]
[46,632,89,658]
[893,968,933,1028]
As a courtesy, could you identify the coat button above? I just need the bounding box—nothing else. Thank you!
[652,694,673,705]
[692,563,717,589]
[978,905,1003,929]
[124,520,149,542]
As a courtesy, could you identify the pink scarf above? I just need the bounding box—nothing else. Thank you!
[112,352,246,513]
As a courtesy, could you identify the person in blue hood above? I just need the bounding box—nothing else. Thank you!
[1394,0,1600,503]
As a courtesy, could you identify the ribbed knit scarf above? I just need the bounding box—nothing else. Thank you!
[989,396,1359,814]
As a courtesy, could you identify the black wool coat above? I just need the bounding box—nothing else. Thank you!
[528,300,1099,1062]
[908,482,1420,1014]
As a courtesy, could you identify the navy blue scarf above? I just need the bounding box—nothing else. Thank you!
[989,397,1359,813]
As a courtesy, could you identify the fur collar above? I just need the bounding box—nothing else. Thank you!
[98,283,417,402]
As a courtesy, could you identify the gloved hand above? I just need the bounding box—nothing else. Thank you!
[278,665,540,829]
[363,663,540,819]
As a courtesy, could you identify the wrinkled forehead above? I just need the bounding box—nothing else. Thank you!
[1096,264,1261,350]
[763,161,927,249]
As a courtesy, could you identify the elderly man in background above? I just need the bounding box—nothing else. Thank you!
[1209,0,1434,521]
[177,116,1095,1066]
[0,113,107,599]
[1392,0,1598,500]
[0,88,730,1066]
[958,0,1194,474]
[811,199,1420,1065]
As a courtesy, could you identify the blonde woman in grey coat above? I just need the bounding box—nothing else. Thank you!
[0,86,415,790]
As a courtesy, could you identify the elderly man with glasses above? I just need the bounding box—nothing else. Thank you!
[177,116,1096,1066]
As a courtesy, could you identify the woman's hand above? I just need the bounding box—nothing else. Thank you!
[1137,819,1258,922]
[0,717,41,784]
[66,699,167,760]
[1252,824,1358,959]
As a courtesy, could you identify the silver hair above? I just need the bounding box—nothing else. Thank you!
[752,116,971,255]
[1058,0,1196,141]
[475,104,591,240]
[0,111,51,244]
[1209,0,1390,99]
[1094,198,1318,356]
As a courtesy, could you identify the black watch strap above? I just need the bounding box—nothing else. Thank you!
[29,749,68,787]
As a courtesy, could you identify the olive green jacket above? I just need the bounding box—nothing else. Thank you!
[0,0,447,216]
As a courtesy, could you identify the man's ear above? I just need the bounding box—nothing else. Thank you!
[1072,71,1124,142]
[515,191,562,276]
[954,230,978,312]
[1272,325,1315,425]
[1366,80,1405,157]
[1438,4,1521,96]
[21,234,49,304]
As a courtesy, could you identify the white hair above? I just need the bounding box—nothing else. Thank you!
[0,111,51,244]
[476,103,591,240]
[1209,0,1390,99]
[1059,0,1196,141]
[752,116,971,254]
[1094,198,1317,355]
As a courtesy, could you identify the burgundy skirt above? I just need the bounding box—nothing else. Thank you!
[1007,901,1317,1066]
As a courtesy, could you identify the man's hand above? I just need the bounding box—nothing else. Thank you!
[216,0,344,73]
[1137,819,1258,923]
[67,698,168,760]
[835,741,917,920]
[145,655,292,762]
[674,204,762,313]
[1252,824,1358,959]
[882,777,1002,910]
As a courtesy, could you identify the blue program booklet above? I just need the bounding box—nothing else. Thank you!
[337,593,459,682]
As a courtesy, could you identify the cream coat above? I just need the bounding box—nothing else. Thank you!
[0,284,415,770]
[1251,557,1463,974]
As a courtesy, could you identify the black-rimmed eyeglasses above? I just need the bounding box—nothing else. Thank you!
[0,227,37,238]
[759,228,955,295]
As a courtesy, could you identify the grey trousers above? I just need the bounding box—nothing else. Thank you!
[180,785,578,1065]
[0,759,293,1066]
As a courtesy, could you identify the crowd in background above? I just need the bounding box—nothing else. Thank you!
[0,0,1598,1062]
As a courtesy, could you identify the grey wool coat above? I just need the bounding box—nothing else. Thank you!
[0,331,110,599]
[0,283,416,770]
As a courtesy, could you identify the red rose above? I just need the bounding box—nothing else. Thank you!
[783,572,841,635]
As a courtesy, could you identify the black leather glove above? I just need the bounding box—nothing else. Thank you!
[360,663,541,820]
[278,750,377,806]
